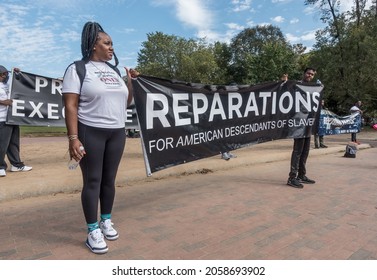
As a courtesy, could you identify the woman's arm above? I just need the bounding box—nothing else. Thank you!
[63,93,85,161]
[124,67,139,107]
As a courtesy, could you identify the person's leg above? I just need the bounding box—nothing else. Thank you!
[289,138,304,178]
[5,125,24,167]
[351,133,356,142]
[99,127,126,240]
[297,137,310,178]
[78,123,110,254]
[319,135,327,148]
[0,122,12,170]
[297,137,315,183]
[79,123,107,225]
[314,134,319,148]
[99,127,126,216]
[287,138,305,188]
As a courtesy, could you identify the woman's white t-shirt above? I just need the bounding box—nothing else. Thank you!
[62,61,128,129]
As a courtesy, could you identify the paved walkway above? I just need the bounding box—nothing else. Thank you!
[0,132,376,260]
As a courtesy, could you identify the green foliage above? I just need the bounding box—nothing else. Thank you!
[306,0,377,117]
[137,32,223,84]
[252,42,297,82]
[136,25,299,86]
[135,1,377,120]
[229,25,296,84]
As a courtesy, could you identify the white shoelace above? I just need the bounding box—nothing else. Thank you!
[90,229,104,244]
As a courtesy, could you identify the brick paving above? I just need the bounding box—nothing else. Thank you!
[0,133,377,260]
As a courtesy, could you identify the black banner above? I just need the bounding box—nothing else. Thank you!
[7,71,65,126]
[132,76,324,175]
[318,109,361,136]
[7,71,139,128]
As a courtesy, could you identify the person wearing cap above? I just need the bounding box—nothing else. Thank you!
[0,65,32,177]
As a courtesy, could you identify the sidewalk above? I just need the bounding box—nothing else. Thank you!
[0,131,374,202]
[0,131,376,260]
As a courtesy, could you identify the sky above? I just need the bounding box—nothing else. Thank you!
[0,0,372,78]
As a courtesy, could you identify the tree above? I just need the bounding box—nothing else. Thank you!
[212,42,233,84]
[137,32,180,79]
[229,25,296,84]
[137,32,222,84]
[306,0,377,116]
[252,41,297,82]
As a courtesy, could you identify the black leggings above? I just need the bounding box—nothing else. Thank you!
[78,122,126,224]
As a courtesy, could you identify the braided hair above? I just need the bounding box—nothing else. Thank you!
[80,21,119,66]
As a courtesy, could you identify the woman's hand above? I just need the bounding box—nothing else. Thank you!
[69,139,86,162]
[125,67,139,79]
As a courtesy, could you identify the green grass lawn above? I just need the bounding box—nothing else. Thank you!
[20,126,67,137]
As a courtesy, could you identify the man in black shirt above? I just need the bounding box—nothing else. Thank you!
[287,67,318,189]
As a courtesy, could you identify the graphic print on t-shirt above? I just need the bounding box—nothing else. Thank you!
[93,70,123,88]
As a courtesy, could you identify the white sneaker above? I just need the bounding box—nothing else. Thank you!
[221,152,230,160]
[10,165,32,172]
[86,228,108,254]
[0,169,6,177]
[228,152,237,158]
[100,219,119,240]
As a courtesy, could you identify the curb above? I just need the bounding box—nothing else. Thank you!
[0,138,372,203]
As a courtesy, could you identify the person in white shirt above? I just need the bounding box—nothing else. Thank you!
[350,100,363,144]
[62,22,135,254]
[0,65,32,177]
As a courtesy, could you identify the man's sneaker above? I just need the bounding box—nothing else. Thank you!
[297,175,315,184]
[221,152,230,160]
[320,144,328,148]
[0,169,6,177]
[10,165,32,172]
[228,152,237,158]
[86,228,108,254]
[100,219,119,240]
[287,177,304,188]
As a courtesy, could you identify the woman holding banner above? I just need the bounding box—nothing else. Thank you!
[62,22,135,254]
